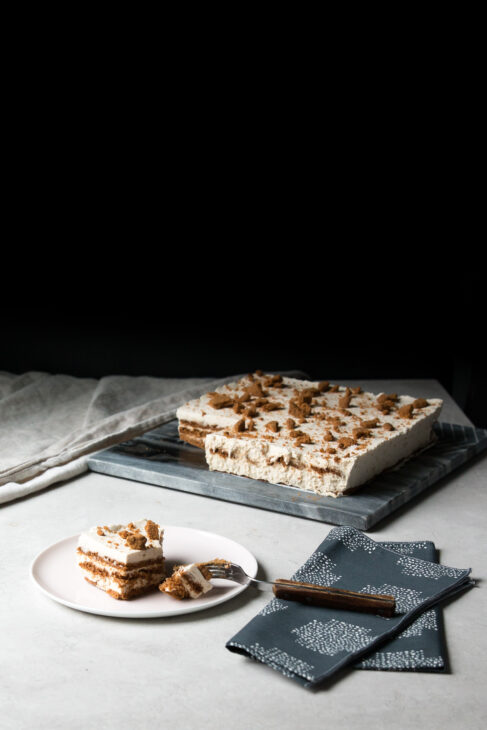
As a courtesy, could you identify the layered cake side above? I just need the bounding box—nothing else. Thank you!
[177,371,443,497]
[77,519,165,599]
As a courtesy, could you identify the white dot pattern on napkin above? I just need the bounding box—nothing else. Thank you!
[359,649,444,670]
[381,541,430,555]
[359,583,424,613]
[239,642,316,682]
[291,551,342,585]
[292,619,378,656]
[399,609,438,638]
[397,555,466,580]
[259,598,288,616]
[328,527,377,553]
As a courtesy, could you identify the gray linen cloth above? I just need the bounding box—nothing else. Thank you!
[0,370,243,505]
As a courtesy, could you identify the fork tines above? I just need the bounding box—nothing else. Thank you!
[204,562,232,578]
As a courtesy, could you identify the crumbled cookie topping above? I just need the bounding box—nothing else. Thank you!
[126,534,147,550]
[327,415,344,427]
[352,427,371,440]
[208,393,234,410]
[246,382,266,398]
[338,394,351,408]
[378,393,398,404]
[397,403,414,419]
[376,393,398,414]
[361,419,379,429]
[145,520,160,541]
[338,436,355,449]
[244,404,257,417]
[107,520,162,550]
[293,432,313,446]
[232,418,246,434]
[261,401,282,412]
[263,374,283,387]
[289,399,311,418]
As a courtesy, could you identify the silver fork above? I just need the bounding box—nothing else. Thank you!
[204,561,396,616]
[205,561,266,589]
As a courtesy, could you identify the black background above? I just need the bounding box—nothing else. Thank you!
[1,101,485,427]
[2,248,484,427]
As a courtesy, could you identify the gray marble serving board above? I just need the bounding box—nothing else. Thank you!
[87,420,487,529]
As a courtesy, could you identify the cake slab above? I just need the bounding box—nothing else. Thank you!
[87,420,487,530]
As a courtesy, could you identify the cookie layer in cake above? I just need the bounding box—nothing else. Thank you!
[77,519,165,599]
[159,561,217,599]
[177,371,443,497]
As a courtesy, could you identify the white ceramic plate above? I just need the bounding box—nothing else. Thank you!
[30,525,258,618]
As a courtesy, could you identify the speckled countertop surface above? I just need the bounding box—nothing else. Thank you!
[1,380,486,730]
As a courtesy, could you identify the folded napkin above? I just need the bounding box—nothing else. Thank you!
[354,540,447,671]
[226,527,474,688]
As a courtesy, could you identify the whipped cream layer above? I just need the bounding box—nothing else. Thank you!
[83,572,164,598]
[178,373,443,497]
[77,519,164,565]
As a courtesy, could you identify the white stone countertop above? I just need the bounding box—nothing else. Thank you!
[1,380,486,730]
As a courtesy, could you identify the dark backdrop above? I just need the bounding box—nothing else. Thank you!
[2,37,484,426]
[2,258,485,428]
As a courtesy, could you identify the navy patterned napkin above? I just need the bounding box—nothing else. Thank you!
[226,527,474,688]
[355,541,447,672]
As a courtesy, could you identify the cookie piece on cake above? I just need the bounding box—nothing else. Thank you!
[77,519,165,600]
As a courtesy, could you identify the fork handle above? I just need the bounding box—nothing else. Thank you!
[273,579,396,617]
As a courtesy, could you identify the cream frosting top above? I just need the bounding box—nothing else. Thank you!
[177,373,443,463]
[77,519,163,565]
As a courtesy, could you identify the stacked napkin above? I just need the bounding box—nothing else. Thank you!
[226,527,474,688]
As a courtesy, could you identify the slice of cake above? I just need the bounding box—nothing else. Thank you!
[77,519,165,599]
[159,562,214,599]
[176,371,443,498]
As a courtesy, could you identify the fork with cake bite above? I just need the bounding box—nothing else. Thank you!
[204,561,396,617]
